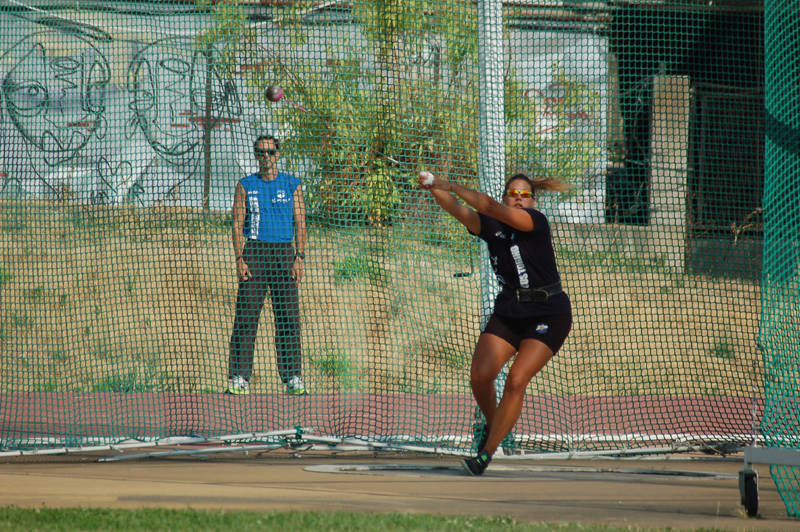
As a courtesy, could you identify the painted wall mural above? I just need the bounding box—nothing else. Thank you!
[1,30,247,209]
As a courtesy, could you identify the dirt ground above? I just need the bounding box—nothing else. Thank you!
[0,448,797,531]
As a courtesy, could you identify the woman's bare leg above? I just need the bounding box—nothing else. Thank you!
[482,338,554,456]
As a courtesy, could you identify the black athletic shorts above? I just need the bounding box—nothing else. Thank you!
[483,312,572,353]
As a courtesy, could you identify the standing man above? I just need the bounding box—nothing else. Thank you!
[228,135,307,395]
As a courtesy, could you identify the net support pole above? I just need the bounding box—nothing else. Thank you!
[477,0,507,409]
[755,0,800,519]
[477,0,504,323]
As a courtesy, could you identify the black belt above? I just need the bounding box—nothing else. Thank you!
[501,281,562,303]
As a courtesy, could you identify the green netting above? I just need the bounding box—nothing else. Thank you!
[762,0,800,518]
[0,0,770,469]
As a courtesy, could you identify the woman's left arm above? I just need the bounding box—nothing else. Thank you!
[447,181,534,232]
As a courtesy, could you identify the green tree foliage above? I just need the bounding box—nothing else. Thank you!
[197,1,600,224]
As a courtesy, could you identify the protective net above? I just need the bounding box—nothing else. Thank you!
[0,0,770,465]
[761,0,800,518]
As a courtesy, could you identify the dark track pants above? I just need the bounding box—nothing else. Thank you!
[229,241,301,384]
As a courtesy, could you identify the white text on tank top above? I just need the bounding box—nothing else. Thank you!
[248,195,260,239]
[509,244,529,288]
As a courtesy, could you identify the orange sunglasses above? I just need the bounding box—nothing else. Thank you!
[506,188,532,198]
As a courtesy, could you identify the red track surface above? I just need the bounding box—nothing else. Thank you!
[1,393,763,450]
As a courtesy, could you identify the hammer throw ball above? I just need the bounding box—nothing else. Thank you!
[419,171,434,186]
[266,85,283,102]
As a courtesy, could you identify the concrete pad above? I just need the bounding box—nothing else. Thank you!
[0,450,797,531]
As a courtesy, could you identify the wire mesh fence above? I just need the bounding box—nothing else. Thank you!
[0,1,785,507]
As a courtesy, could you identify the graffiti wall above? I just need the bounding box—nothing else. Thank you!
[0,7,607,219]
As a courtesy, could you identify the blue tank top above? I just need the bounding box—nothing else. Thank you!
[239,172,300,242]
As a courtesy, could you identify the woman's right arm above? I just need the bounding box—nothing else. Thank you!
[430,188,481,234]
[419,173,481,234]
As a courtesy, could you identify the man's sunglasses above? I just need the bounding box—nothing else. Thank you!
[506,188,532,198]
[254,148,278,157]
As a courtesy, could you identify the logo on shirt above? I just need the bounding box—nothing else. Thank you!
[535,322,549,334]
[272,189,291,204]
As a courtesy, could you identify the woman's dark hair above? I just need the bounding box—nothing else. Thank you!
[254,135,280,151]
[504,172,570,196]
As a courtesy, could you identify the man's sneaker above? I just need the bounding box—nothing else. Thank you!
[286,376,308,396]
[226,375,250,395]
[462,450,491,476]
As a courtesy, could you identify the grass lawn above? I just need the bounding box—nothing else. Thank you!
[0,507,729,532]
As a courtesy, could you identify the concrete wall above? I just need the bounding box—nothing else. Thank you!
[648,74,690,273]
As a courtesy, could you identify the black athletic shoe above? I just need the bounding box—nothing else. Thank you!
[462,450,491,476]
